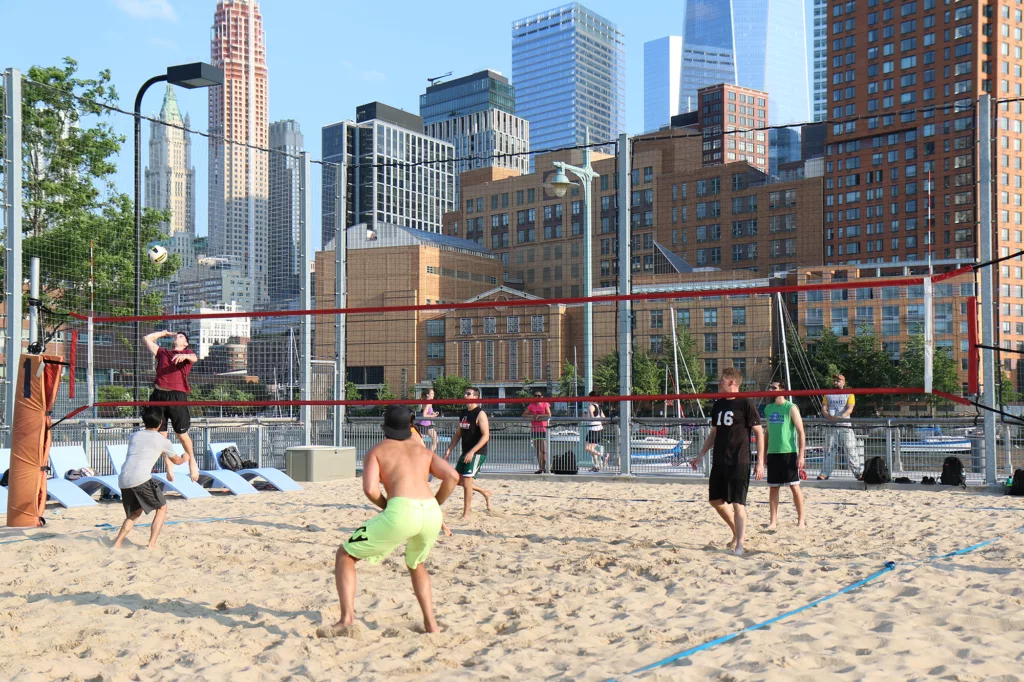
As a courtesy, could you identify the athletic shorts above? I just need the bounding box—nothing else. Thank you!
[586,430,602,444]
[121,478,167,516]
[150,388,191,434]
[342,497,443,569]
[767,452,800,487]
[455,452,486,478]
[532,429,546,441]
[708,462,751,505]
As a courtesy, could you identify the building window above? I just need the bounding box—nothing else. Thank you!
[483,317,496,334]
[704,333,718,352]
[882,306,900,336]
[704,308,718,326]
[531,315,545,333]
[732,307,746,325]
[426,319,445,337]
[650,336,663,354]
[507,316,520,334]
[704,359,718,378]
[650,310,664,329]
[677,309,690,327]
[460,318,472,335]
[461,341,471,378]
[508,340,519,381]
[485,340,495,381]
[831,308,849,336]
[426,342,446,359]
[426,365,444,381]
[732,332,746,351]
[532,339,543,378]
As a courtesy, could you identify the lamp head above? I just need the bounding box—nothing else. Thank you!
[166,62,224,89]
[547,167,573,198]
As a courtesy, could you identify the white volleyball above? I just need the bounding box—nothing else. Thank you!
[148,245,168,264]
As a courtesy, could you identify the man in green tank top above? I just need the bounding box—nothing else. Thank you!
[764,381,806,529]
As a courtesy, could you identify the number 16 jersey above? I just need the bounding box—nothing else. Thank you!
[710,397,761,466]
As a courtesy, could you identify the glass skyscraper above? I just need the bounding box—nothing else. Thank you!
[644,36,683,132]
[512,3,625,160]
[680,0,809,125]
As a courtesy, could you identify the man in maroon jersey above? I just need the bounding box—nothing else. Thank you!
[144,330,199,482]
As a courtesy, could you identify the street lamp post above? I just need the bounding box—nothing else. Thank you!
[547,129,599,395]
[133,63,223,403]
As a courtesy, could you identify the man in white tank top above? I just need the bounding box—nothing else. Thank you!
[820,373,862,480]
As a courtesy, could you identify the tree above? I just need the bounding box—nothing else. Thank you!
[593,347,665,414]
[0,58,179,316]
[900,334,960,413]
[808,327,845,387]
[96,385,133,418]
[997,370,1021,406]
[432,374,472,414]
[663,323,707,416]
[345,380,361,401]
[556,358,584,397]
[375,382,397,402]
[843,329,899,415]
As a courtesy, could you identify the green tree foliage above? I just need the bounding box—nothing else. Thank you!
[96,384,133,418]
[900,334,961,412]
[345,380,361,401]
[843,329,899,415]
[431,374,472,414]
[0,58,179,316]
[593,348,665,414]
[375,382,397,402]
[555,358,584,398]
[998,370,1021,406]
[188,382,272,417]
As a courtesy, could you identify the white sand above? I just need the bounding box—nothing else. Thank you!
[1,478,1023,681]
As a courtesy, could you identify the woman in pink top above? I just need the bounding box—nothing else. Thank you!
[522,391,552,474]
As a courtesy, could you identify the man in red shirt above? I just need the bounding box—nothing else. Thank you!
[144,330,199,482]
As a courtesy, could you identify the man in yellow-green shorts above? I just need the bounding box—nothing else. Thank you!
[318,405,460,637]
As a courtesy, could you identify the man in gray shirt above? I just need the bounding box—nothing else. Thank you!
[113,407,187,550]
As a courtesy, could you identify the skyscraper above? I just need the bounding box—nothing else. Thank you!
[809,0,828,122]
[644,36,683,132]
[679,0,809,126]
[321,103,455,249]
[420,70,530,199]
[512,3,625,159]
[268,120,303,302]
[208,0,269,309]
[145,85,195,269]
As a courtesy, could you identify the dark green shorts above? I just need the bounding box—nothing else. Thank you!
[455,452,486,478]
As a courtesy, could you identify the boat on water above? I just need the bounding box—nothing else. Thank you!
[548,428,691,454]
[898,435,973,455]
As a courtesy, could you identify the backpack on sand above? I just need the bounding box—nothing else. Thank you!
[218,446,244,472]
[940,456,967,488]
[862,456,890,484]
[552,448,578,475]
[1010,469,1024,496]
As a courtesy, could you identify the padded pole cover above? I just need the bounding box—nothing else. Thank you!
[7,353,63,527]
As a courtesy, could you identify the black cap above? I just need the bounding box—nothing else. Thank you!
[382,405,415,440]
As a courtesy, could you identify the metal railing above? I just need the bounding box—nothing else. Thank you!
[4,416,1012,485]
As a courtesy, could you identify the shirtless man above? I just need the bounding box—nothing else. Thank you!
[320,405,460,637]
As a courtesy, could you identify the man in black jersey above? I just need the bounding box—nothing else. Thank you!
[695,368,766,556]
[444,387,494,520]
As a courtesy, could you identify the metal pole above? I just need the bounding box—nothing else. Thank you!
[299,152,312,445]
[979,93,998,485]
[4,68,22,440]
[669,307,682,417]
[28,257,38,349]
[134,75,167,405]
[777,293,794,401]
[87,317,95,417]
[923,276,933,395]
[616,133,632,476]
[582,128,594,396]
[334,161,347,446]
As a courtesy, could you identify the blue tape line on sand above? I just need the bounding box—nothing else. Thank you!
[95,516,237,530]
[612,524,1024,681]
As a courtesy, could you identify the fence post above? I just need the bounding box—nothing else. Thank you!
[544,424,551,474]
[299,152,312,445]
[616,132,632,476]
[334,160,346,448]
[83,424,92,469]
[257,422,265,468]
[4,68,23,441]
[893,427,902,474]
[885,419,893,474]
[978,93,998,485]
[1004,423,1013,480]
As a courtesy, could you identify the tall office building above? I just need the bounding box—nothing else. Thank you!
[679,0,809,126]
[809,0,828,122]
[644,36,683,132]
[145,85,195,268]
[268,120,303,302]
[208,0,269,308]
[321,102,455,249]
[420,70,530,199]
[512,3,626,159]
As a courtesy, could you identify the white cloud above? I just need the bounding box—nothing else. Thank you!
[113,0,177,21]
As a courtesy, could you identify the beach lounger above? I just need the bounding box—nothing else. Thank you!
[208,442,301,492]
[0,447,97,509]
[0,448,8,508]
[105,444,211,500]
[169,444,258,496]
[48,445,122,499]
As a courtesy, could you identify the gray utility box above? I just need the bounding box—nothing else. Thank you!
[285,446,357,482]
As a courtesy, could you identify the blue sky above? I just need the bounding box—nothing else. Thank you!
[1,0,687,235]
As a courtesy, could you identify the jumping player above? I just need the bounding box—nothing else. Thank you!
[695,367,765,556]
[320,406,460,637]
[143,330,199,482]
[444,387,494,520]
[764,381,807,530]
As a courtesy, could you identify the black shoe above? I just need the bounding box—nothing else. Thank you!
[534,469,543,474]
[921,476,936,485]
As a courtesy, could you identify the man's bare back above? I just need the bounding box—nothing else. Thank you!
[365,438,454,501]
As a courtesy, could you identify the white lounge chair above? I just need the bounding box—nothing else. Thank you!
[48,445,122,499]
[169,444,259,496]
[105,444,211,500]
[208,442,301,492]
[0,447,97,508]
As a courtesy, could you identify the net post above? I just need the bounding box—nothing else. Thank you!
[967,295,979,395]
[4,68,22,443]
[86,317,95,417]
[616,133,632,476]
[923,276,933,394]
[978,93,998,485]
[333,160,346,447]
[299,152,312,445]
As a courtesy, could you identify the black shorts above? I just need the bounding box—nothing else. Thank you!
[151,388,190,434]
[121,478,167,516]
[586,430,602,444]
[767,452,800,487]
[709,462,751,505]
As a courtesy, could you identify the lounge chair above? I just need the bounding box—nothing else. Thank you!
[0,448,8,508]
[48,445,122,499]
[208,441,301,492]
[169,444,259,496]
[105,444,211,500]
[0,447,97,509]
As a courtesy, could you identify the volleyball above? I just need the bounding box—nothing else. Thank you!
[148,245,168,264]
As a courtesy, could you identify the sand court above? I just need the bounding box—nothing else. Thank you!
[1,479,1023,681]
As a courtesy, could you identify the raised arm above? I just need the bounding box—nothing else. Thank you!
[174,351,198,365]
[361,449,386,510]
[144,330,171,357]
